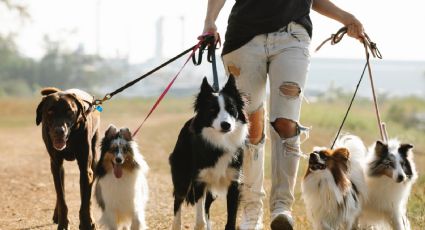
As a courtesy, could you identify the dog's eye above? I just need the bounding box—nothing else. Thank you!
[47,110,54,115]
[319,152,327,160]
[384,161,394,168]
[229,107,238,116]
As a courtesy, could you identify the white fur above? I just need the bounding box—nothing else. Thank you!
[97,142,149,230]
[199,110,248,198]
[201,116,248,154]
[359,139,417,230]
[194,195,207,230]
[302,135,368,230]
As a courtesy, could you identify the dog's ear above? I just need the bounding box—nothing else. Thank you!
[200,77,213,94]
[67,93,87,123]
[399,143,414,158]
[105,124,118,139]
[36,99,45,126]
[40,87,61,96]
[334,147,350,160]
[375,140,388,158]
[119,128,132,141]
[221,74,238,96]
[194,77,214,112]
[221,74,248,123]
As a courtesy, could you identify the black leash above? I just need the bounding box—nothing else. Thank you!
[93,44,198,108]
[192,34,221,92]
[330,63,368,149]
[316,27,383,149]
[94,34,222,109]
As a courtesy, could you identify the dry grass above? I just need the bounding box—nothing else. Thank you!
[0,97,423,229]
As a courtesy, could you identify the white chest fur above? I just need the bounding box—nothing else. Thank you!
[198,151,240,198]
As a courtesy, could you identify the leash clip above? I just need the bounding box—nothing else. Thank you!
[92,94,111,112]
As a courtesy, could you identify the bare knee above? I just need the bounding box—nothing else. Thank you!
[248,107,264,145]
[280,81,301,97]
[271,118,297,138]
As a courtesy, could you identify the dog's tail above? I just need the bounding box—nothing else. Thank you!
[335,134,367,161]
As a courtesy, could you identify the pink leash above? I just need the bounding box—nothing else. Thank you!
[131,38,207,138]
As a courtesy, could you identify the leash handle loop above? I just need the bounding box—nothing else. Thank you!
[192,33,221,92]
[316,27,387,147]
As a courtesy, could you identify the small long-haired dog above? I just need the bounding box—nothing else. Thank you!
[302,135,367,230]
[95,125,149,230]
[359,139,417,230]
[169,75,248,230]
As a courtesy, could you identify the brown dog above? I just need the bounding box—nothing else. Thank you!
[36,87,100,229]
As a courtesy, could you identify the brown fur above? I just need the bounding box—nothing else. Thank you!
[306,148,351,192]
[36,87,100,229]
[101,151,138,173]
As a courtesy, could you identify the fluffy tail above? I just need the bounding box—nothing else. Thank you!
[336,135,368,203]
[335,134,367,161]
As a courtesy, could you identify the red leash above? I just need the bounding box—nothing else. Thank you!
[131,38,206,137]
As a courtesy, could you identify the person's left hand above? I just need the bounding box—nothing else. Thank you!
[342,14,365,41]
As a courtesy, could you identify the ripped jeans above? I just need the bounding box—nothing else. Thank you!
[222,22,310,213]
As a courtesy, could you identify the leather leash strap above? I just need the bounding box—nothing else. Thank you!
[316,27,387,147]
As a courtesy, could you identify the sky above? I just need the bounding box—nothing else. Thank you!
[2,0,425,63]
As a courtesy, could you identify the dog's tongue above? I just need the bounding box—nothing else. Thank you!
[113,164,123,178]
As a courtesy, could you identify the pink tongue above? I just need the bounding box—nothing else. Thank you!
[53,140,66,150]
[113,165,123,178]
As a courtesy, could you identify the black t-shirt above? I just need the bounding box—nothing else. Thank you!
[223,0,312,55]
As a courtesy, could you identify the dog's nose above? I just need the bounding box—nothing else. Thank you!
[54,126,66,136]
[396,174,405,183]
[115,157,123,164]
[221,122,231,131]
[309,152,318,163]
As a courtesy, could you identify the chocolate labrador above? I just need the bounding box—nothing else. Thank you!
[36,87,100,229]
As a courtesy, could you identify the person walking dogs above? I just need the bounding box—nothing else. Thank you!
[202,0,365,229]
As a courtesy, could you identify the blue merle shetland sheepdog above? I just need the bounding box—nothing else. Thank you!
[95,125,149,230]
[169,75,248,230]
[359,139,417,230]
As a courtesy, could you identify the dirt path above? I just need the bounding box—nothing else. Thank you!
[0,115,274,230]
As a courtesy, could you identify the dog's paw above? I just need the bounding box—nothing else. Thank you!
[79,222,96,230]
[52,211,58,224]
[57,222,69,230]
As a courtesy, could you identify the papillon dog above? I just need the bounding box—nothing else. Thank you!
[169,75,248,230]
[95,125,149,230]
[359,139,417,230]
[302,135,367,230]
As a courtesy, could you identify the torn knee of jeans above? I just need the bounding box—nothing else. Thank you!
[227,64,241,77]
[279,82,301,98]
[270,118,298,138]
[271,119,310,140]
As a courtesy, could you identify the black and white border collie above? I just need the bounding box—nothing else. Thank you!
[95,125,149,229]
[359,139,417,230]
[169,75,248,230]
[302,135,367,230]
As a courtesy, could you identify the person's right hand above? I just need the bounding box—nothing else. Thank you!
[202,20,219,42]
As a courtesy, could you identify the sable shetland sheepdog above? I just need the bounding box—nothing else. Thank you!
[302,135,367,230]
[359,139,417,230]
[95,125,149,230]
[169,75,248,230]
